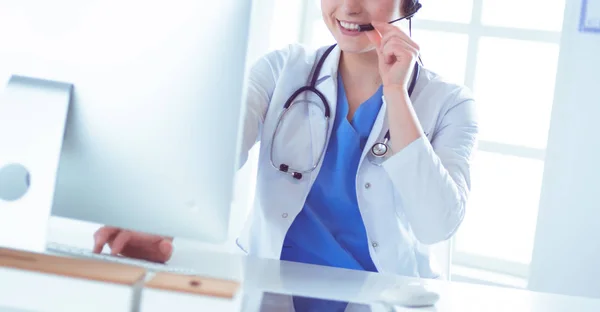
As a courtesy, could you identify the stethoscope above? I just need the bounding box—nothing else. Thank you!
[271,5,422,180]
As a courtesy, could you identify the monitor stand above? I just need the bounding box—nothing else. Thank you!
[0,75,72,253]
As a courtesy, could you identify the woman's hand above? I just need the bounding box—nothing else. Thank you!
[365,21,420,91]
[365,21,423,153]
[93,226,174,263]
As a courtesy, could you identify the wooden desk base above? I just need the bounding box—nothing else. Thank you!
[140,272,242,311]
[0,247,242,312]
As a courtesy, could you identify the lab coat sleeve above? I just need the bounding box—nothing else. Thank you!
[237,47,289,168]
[382,92,478,245]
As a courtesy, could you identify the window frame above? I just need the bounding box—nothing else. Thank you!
[412,0,562,278]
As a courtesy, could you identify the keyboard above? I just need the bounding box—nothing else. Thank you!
[46,242,200,275]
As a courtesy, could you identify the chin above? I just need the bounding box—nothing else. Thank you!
[336,40,374,54]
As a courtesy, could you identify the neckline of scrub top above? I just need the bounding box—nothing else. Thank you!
[337,72,384,146]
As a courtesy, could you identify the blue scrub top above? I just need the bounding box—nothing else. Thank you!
[280,73,383,273]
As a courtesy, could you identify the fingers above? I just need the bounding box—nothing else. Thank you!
[372,21,419,51]
[93,226,119,253]
[369,21,419,68]
[365,28,383,52]
[372,23,418,67]
[92,226,174,263]
[381,30,419,52]
[109,230,133,256]
[381,40,418,66]
[156,239,173,263]
[120,238,173,263]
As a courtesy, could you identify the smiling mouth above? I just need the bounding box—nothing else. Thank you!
[337,19,362,32]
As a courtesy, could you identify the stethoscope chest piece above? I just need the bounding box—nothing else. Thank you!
[368,142,389,166]
[367,131,391,166]
[371,142,388,158]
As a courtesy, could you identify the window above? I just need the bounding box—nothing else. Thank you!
[416,0,565,278]
[298,0,566,279]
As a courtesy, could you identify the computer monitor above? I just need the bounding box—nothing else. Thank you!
[0,1,252,247]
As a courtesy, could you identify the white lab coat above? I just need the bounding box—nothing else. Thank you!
[235,44,478,279]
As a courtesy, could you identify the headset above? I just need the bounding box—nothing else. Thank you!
[358,0,422,33]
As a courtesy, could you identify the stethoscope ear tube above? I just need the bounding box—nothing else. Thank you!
[283,86,331,118]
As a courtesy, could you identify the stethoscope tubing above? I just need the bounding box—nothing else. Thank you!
[270,43,420,178]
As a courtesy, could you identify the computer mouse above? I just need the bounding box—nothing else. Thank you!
[379,284,440,308]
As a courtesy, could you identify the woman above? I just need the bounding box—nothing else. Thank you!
[93,0,478,279]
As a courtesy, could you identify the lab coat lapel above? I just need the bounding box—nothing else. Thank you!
[360,96,388,165]
[315,44,341,125]
[305,45,341,182]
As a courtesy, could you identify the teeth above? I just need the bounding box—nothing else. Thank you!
[340,21,360,31]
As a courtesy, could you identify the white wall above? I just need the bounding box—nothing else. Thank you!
[528,0,600,298]
[245,0,276,66]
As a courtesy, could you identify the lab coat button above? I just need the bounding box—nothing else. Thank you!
[282,213,288,218]
[365,182,371,189]
[372,241,378,248]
